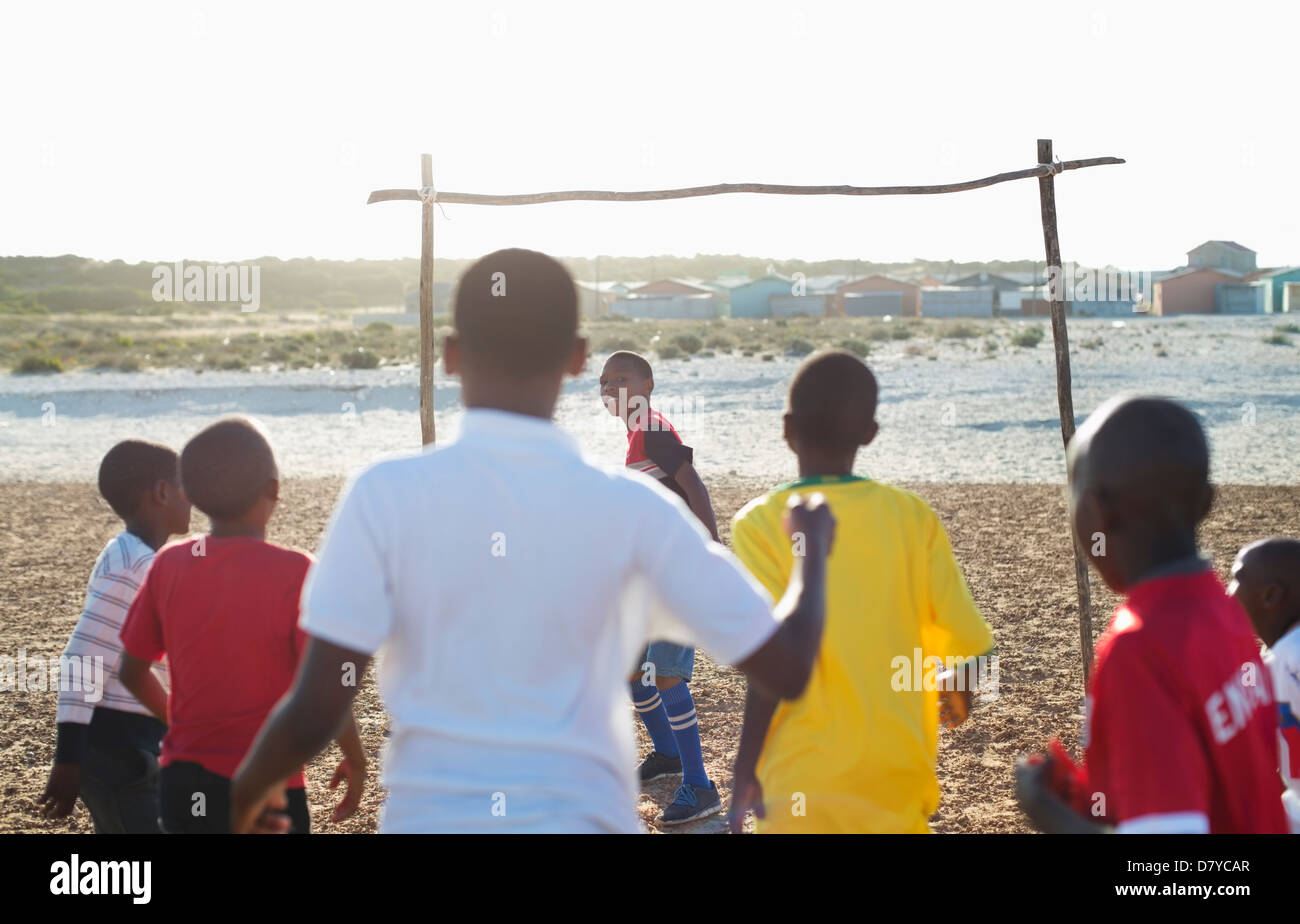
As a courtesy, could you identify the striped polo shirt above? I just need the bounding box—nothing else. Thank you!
[58,532,170,722]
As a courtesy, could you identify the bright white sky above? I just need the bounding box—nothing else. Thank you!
[2,0,1295,269]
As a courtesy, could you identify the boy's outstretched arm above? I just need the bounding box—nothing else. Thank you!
[231,636,370,833]
[728,682,779,833]
[673,461,720,541]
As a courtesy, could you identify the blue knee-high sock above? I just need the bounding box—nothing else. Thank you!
[629,681,679,758]
[659,682,709,788]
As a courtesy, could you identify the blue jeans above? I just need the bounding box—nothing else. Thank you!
[636,642,696,682]
[79,743,162,834]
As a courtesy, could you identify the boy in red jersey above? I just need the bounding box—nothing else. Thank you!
[599,350,723,823]
[1017,395,1286,834]
[118,417,365,833]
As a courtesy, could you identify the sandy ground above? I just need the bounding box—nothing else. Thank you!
[3,478,1297,834]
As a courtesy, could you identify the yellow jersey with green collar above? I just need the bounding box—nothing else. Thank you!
[731,474,994,833]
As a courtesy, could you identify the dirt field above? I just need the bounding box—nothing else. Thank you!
[3,478,1297,834]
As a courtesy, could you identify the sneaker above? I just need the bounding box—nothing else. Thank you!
[659,781,722,825]
[638,750,683,784]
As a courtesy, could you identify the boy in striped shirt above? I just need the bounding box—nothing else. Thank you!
[39,439,192,832]
[600,350,724,824]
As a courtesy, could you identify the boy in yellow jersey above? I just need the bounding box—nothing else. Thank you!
[727,351,995,833]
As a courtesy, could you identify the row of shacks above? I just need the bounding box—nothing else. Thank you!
[585,272,1064,321]
[372,242,1299,325]
[577,241,1300,321]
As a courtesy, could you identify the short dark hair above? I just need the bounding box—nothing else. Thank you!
[98,439,180,519]
[786,351,879,452]
[180,417,278,520]
[605,350,652,379]
[1078,395,1210,525]
[453,248,578,378]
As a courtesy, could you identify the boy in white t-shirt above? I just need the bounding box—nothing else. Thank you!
[229,248,835,833]
[1230,537,1300,832]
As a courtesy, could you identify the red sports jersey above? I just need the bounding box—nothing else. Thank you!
[625,408,693,503]
[1083,570,1286,833]
[120,536,313,787]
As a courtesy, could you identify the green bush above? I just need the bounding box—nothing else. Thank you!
[1273,323,1300,334]
[672,334,703,355]
[118,356,141,372]
[838,338,870,358]
[762,353,776,362]
[941,322,980,340]
[705,335,735,350]
[1011,326,1045,348]
[656,344,683,360]
[1263,333,1292,346]
[890,325,914,340]
[218,356,248,371]
[786,338,815,356]
[364,321,395,333]
[341,348,380,369]
[16,355,62,374]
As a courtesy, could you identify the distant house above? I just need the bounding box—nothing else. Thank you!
[730,275,795,318]
[575,281,627,318]
[1243,266,1300,313]
[1187,241,1256,275]
[1214,281,1266,314]
[803,274,850,295]
[834,275,920,317]
[921,286,996,318]
[611,295,718,319]
[770,294,830,317]
[626,279,715,298]
[612,279,717,319]
[946,271,1025,291]
[1152,267,1241,316]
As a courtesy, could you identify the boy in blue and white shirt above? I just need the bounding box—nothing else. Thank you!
[39,439,191,833]
[1229,537,1300,833]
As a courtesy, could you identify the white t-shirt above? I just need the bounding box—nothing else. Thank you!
[1264,624,1300,833]
[300,408,779,833]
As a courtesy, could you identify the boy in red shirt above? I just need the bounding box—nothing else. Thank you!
[1017,396,1286,834]
[119,417,365,833]
[599,350,724,823]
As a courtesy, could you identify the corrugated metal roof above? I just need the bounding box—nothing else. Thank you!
[837,274,918,292]
[1156,265,1244,283]
[1243,266,1300,281]
[1189,240,1255,254]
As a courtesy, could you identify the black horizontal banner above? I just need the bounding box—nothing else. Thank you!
[1,833,1284,909]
